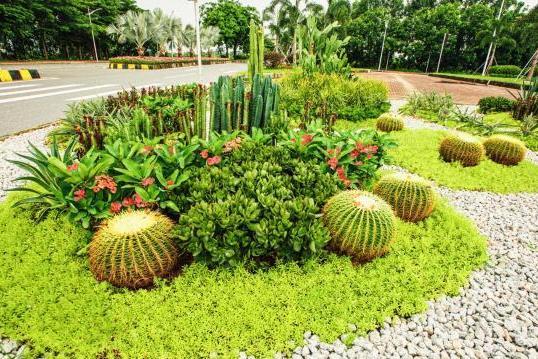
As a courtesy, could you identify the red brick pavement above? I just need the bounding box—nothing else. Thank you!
[360,71,518,105]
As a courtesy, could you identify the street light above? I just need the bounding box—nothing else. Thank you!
[378,19,389,72]
[188,0,203,76]
[88,8,102,62]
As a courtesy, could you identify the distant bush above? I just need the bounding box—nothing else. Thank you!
[280,73,389,126]
[478,96,515,113]
[489,65,522,78]
[264,51,286,68]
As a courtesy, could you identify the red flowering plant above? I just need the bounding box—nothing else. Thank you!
[279,122,396,188]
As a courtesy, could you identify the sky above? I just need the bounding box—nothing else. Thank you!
[136,0,537,26]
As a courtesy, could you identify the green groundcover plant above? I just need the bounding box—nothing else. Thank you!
[0,196,487,358]
[388,129,538,193]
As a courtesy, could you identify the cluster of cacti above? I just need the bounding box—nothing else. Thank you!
[439,132,485,167]
[376,113,405,132]
[483,135,527,166]
[373,173,437,222]
[209,74,279,134]
[89,211,179,289]
[177,84,209,140]
[248,19,264,81]
[322,190,396,262]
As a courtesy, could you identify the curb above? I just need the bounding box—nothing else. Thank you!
[108,60,230,70]
[0,69,40,82]
[428,74,526,90]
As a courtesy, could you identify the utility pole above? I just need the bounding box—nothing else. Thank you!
[482,0,505,76]
[378,20,389,71]
[189,0,203,76]
[436,32,447,73]
[88,8,102,62]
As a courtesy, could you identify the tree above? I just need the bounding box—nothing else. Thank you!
[107,10,156,56]
[201,26,221,57]
[201,0,258,57]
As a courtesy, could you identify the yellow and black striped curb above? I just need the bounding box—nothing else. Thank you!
[109,60,230,70]
[0,69,40,82]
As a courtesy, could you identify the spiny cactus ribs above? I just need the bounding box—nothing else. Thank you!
[374,173,437,222]
[89,211,178,289]
[483,135,526,166]
[376,113,405,132]
[323,190,396,262]
[439,132,485,167]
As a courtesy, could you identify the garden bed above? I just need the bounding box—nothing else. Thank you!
[429,73,528,90]
[108,56,230,70]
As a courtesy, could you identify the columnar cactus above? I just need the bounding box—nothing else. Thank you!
[248,19,264,81]
[373,173,437,222]
[89,211,178,289]
[322,190,397,262]
[439,132,485,167]
[483,135,526,166]
[376,113,405,132]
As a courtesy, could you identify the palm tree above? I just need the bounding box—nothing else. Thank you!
[170,18,186,57]
[183,25,196,57]
[151,9,176,56]
[107,10,155,56]
[264,0,324,64]
[201,26,220,57]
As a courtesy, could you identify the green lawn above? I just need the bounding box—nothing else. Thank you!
[0,195,486,358]
[433,72,529,86]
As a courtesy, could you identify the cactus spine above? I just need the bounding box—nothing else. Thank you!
[248,19,264,81]
[89,211,179,289]
[483,135,526,166]
[439,132,485,167]
[376,113,405,132]
[323,191,397,262]
[373,173,437,222]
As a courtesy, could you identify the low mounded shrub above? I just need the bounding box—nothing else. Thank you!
[483,135,527,166]
[322,190,396,262]
[89,210,178,288]
[373,173,437,222]
[489,65,522,78]
[264,51,286,68]
[376,113,405,132]
[439,132,485,167]
[176,141,340,267]
[478,96,515,113]
[280,73,389,125]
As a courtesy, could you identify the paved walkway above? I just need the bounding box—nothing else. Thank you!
[360,72,517,105]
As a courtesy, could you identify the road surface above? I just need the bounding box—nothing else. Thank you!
[0,62,246,137]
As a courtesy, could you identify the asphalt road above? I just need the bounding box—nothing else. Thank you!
[0,62,246,137]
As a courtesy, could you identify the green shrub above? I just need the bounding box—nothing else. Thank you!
[483,135,527,166]
[264,51,286,68]
[373,173,437,222]
[376,113,405,132]
[89,210,178,288]
[280,73,389,126]
[439,132,485,167]
[400,92,454,117]
[478,96,515,113]
[489,65,522,77]
[176,141,340,267]
[322,190,396,262]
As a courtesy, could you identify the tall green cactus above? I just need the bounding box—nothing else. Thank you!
[248,19,264,81]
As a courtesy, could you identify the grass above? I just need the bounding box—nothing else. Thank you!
[0,195,487,358]
[387,129,538,193]
[433,72,528,86]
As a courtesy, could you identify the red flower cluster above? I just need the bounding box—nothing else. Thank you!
[200,150,209,159]
[300,134,313,146]
[327,157,338,170]
[74,189,86,202]
[122,194,148,209]
[164,179,175,190]
[141,177,155,187]
[110,202,122,214]
[223,137,242,153]
[356,142,378,155]
[336,167,351,187]
[92,175,117,194]
[207,156,221,166]
[141,145,154,155]
[67,163,79,172]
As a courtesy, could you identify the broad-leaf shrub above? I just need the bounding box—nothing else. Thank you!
[279,123,395,188]
[176,141,340,267]
[478,96,515,113]
[280,73,389,126]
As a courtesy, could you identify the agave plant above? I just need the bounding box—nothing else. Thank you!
[512,77,538,120]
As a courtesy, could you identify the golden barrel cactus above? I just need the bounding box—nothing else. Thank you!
[89,210,178,289]
[373,173,437,222]
[439,132,485,167]
[376,113,405,132]
[483,135,526,166]
[322,190,396,262]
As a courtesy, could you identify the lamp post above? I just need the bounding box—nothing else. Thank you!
[88,8,102,62]
[482,0,505,76]
[378,19,389,71]
[188,0,203,76]
[436,32,447,73]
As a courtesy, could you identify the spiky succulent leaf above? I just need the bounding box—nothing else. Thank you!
[322,190,396,262]
[439,132,484,167]
[483,135,526,166]
[373,173,437,222]
[89,210,178,289]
